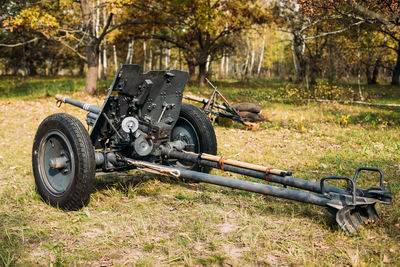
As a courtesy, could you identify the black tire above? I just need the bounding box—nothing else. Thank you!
[170,103,217,173]
[32,113,95,210]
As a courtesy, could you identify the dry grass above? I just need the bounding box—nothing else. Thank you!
[0,92,399,266]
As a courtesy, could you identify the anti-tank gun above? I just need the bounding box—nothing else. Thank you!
[32,65,392,235]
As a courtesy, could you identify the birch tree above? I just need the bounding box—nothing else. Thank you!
[131,0,270,86]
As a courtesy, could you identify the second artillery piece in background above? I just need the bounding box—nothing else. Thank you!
[185,78,264,130]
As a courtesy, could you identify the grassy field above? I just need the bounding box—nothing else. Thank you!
[0,77,399,266]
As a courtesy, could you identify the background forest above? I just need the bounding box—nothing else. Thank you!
[0,1,399,266]
[1,0,400,94]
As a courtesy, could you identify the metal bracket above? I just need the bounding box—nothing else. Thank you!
[353,167,384,188]
[320,176,356,204]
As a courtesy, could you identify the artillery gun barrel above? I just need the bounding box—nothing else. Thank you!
[55,94,101,114]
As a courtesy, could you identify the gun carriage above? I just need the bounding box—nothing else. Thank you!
[32,65,392,235]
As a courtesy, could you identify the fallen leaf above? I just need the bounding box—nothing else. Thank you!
[382,254,390,263]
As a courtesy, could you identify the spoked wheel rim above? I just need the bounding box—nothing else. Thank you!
[170,117,200,168]
[38,130,75,196]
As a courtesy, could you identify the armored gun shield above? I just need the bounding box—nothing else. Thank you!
[90,65,189,151]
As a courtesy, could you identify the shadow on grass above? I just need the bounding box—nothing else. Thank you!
[92,171,341,232]
[92,158,399,237]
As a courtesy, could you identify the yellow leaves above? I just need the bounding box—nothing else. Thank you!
[3,6,59,34]
[296,116,307,133]
[59,0,75,9]
[65,33,74,41]
[40,13,59,28]
[279,82,356,101]
[339,114,350,127]
[105,0,135,15]
[104,28,123,43]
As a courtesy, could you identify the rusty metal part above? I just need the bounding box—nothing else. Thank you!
[265,167,271,182]
[218,156,226,170]
[193,151,291,176]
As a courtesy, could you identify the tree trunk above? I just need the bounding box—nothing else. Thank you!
[371,58,380,84]
[309,65,317,86]
[257,36,265,77]
[113,45,118,72]
[366,65,372,84]
[102,42,107,80]
[149,46,153,70]
[178,48,182,70]
[79,61,85,76]
[292,40,300,78]
[292,34,306,83]
[225,56,229,77]
[55,61,62,75]
[188,62,195,78]
[81,0,99,95]
[243,38,250,78]
[165,45,170,69]
[186,56,196,78]
[85,43,99,95]
[249,49,255,75]
[27,60,38,76]
[159,46,163,69]
[126,40,134,64]
[205,55,211,73]
[221,53,225,77]
[198,62,207,87]
[102,8,108,80]
[98,49,102,79]
[143,40,146,72]
[198,47,209,87]
[391,45,400,85]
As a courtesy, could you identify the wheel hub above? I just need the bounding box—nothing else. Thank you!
[38,130,75,195]
[49,154,69,172]
[170,118,200,168]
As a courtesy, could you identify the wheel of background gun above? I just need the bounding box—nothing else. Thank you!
[169,103,217,174]
[32,113,95,210]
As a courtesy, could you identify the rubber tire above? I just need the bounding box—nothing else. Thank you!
[172,103,217,173]
[32,113,95,210]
